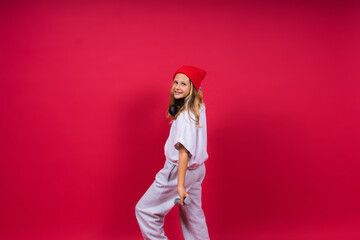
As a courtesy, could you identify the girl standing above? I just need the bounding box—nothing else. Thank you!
[135,65,210,239]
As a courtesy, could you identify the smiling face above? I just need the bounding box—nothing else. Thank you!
[172,73,191,99]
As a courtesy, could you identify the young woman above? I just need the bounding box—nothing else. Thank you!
[135,65,210,239]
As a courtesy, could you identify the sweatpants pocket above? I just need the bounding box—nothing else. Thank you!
[167,164,176,182]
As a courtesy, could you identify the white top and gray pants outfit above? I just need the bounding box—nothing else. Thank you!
[135,105,210,239]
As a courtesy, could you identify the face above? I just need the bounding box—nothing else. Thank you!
[172,73,191,99]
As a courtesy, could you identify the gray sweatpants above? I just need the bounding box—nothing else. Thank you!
[135,160,210,240]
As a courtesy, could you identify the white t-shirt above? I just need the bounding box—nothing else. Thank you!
[164,104,209,169]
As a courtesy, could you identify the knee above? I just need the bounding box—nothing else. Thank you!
[135,200,145,218]
[135,201,141,215]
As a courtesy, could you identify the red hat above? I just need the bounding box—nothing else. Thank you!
[173,65,206,91]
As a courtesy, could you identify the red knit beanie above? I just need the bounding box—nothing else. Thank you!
[173,65,206,91]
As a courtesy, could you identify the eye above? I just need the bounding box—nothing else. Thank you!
[181,83,186,86]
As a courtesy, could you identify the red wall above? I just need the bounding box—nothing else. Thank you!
[1,1,359,239]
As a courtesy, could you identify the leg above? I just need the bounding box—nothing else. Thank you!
[135,161,178,240]
[179,164,210,240]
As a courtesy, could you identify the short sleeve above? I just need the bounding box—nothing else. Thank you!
[173,111,197,157]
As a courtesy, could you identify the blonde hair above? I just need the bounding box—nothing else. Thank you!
[167,81,205,128]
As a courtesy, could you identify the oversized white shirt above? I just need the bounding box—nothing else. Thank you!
[164,104,208,169]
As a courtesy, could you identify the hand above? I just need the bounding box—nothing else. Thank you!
[177,186,189,206]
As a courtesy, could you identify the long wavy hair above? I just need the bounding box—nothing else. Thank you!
[167,81,205,128]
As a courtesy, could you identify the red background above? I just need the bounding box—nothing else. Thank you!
[1,1,360,239]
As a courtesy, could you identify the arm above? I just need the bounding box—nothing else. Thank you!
[177,143,190,205]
